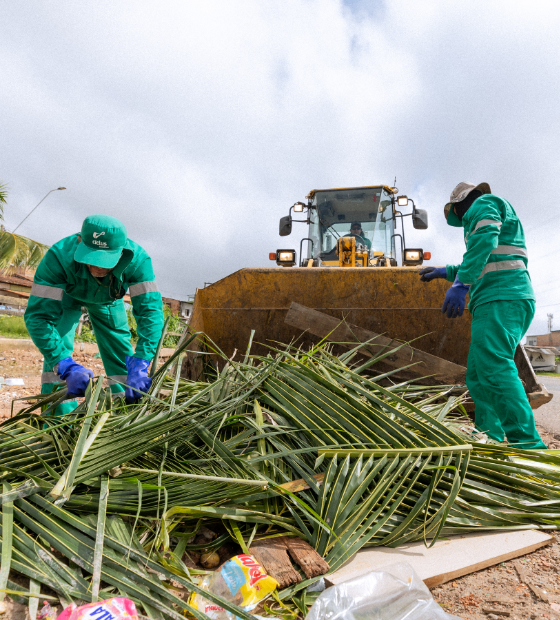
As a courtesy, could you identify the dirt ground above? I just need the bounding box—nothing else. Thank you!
[2,339,560,619]
[0,340,102,418]
[433,532,560,619]
[0,339,174,418]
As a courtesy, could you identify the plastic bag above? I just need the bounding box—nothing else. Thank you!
[306,562,462,620]
[56,597,138,620]
[189,554,278,619]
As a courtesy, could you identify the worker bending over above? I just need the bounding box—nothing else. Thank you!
[24,214,164,413]
[420,182,545,450]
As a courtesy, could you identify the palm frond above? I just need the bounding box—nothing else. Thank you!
[0,182,7,221]
[0,334,559,617]
[0,230,49,273]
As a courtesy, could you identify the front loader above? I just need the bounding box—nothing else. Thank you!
[183,185,550,408]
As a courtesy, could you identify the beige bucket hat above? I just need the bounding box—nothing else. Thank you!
[444,182,492,226]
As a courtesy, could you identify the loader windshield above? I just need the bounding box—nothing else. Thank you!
[309,187,395,260]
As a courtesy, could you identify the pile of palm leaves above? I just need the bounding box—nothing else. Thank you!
[1,332,560,619]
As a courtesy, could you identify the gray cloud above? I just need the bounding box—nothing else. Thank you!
[1,0,559,337]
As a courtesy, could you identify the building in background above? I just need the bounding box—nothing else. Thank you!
[162,296,194,320]
[0,270,33,301]
[526,331,560,347]
[0,271,33,314]
[524,346,559,373]
[180,299,194,320]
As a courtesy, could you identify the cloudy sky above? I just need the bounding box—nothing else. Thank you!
[1,0,559,336]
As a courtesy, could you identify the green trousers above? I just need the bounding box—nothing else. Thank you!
[41,296,134,414]
[468,299,546,450]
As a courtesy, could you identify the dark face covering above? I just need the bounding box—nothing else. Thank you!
[454,190,482,221]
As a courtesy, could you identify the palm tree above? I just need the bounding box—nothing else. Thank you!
[0,182,49,273]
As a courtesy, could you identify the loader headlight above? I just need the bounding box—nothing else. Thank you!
[276,249,296,267]
[293,202,305,213]
[403,248,424,266]
[397,196,409,207]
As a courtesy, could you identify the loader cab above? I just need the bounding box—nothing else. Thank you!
[309,187,395,265]
[275,184,430,267]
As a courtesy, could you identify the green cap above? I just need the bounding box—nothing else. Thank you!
[74,215,127,268]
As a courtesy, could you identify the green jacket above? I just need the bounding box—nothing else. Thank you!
[446,194,534,311]
[25,234,164,368]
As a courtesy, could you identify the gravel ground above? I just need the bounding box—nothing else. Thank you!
[432,533,560,619]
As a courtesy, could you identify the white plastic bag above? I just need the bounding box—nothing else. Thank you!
[306,562,462,620]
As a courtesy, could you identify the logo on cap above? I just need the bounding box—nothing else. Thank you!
[92,231,108,247]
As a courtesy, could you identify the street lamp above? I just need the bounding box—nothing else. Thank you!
[12,187,66,234]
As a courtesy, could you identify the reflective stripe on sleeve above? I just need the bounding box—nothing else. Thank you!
[490,245,528,257]
[41,372,63,384]
[478,259,526,279]
[31,283,64,301]
[108,375,128,386]
[129,281,158,297]
[474,219,502,231]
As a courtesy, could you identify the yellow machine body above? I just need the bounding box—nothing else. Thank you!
[183,184,548,408]
[184,266,469,377]
[185,185,436,374]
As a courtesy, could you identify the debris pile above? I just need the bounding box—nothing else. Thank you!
[1,335,560,618]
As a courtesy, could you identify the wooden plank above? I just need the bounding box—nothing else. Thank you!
[285,302,466,384]
[249,538,302,589]
[325,530,553,589]
[515,344,540,393]
[281,536,330,579]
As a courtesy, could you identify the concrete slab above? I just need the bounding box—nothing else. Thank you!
[326,529,553,589]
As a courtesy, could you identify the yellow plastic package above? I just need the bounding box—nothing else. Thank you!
[189,554,278,619]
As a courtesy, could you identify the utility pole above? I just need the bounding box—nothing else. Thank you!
[12,187,66,234]
[548,313,554,345]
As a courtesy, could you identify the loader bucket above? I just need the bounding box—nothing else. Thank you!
[184,266,466,367]
[182,266,550,407]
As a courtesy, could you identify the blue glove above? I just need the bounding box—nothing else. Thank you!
[56,357,94,398]
[125,356,152,404]
[419,267,447,282]
[442,277,470,318]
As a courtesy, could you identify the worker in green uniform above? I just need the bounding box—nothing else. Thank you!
[24,214,164,414]
[345,222,372,250]
[419,182,546,450]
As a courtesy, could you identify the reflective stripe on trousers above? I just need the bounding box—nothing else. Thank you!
[478,259,527,279]
[129,281,158,296]
[41,372,63,384]
[108,375,128,386]
[31,283,64,300]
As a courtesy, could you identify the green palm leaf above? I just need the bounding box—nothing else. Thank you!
[1,333,560,616]
[0,230,49,273]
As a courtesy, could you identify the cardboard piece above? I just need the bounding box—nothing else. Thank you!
[326,530,553,589]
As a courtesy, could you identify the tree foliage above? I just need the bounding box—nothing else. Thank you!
[0,182,50,273]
